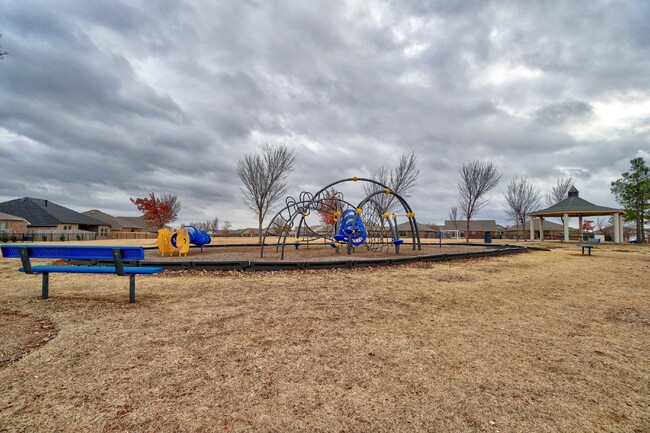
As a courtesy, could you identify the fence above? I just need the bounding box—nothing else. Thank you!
[110,231,158,240]
[1,230,98,242]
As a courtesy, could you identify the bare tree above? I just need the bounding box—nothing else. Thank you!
[448,206,459,230]
[208,217,220,234]
[503,176,541,241]
[269,215,290,236]
[222,221,232,237]
[594,216,612,239]
[237,144,295,243]
[160,193,182,217]
[458,160,503,242]
[189,221,209,231]
[363,151,420,213]
[545,177,574,207]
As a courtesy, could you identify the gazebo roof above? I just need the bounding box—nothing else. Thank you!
[529,187,622,217]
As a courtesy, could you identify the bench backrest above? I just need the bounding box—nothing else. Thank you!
[587,238,601,244]
[1,245,145,261]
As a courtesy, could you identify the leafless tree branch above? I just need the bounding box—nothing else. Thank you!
[457,160,503,242]
[237,143,295,243]
[363,151,420,213]
[545,177,574,207]
[503,176,541,240]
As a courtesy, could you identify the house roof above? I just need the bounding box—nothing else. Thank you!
[116,216,157,232]
[395,221,437,232]
[529,187,621,217]
[441,220,499,232]
[83,210,125,229]
[0,198,104,227]
[240,227,261,234]
[0,211,29,223]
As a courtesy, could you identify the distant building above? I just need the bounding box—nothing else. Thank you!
[116,216,158,233]
[504,220,578,240]
[395,221,438,238]
[0,197,108,238]
[0,211,29,234]
[441,220,499,240]
[240,227,261,237]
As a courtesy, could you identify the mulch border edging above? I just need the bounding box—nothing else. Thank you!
[135,245,528,272]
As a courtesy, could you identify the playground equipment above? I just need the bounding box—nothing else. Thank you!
[157,225,211,257]
[334,209,367,246]
[261,177,421,259]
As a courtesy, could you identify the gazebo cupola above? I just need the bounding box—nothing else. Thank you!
[527,185,625,243]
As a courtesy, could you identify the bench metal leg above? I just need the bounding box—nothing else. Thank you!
[129,274,136,303]
[42,273,49,300]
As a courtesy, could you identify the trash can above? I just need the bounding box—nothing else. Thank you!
[484,231,492,243]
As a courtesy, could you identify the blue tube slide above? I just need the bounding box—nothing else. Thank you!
[185,225,212,251]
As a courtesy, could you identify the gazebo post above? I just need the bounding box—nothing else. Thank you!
[529,217,535,241]
[613,213,620,243]
[563,213,569,242]
[539,217,544,241]
[578,216,583,241]
[619,214,624,242]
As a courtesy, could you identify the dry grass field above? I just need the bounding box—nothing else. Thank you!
[0,241,648,432]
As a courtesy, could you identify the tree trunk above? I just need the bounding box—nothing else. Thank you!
[637,217,645,243]
[466,219,470,243]
[258,218,263,245]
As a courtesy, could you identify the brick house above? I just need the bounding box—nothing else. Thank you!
[504,220,578,240]
[441,220,500,240]
[0,211,29,235]
[83,210,159,239]
[0,197,109,238]
[395,221,439,238]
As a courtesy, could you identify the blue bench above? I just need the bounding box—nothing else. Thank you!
[0,245,163,303]
[576,237,601,255]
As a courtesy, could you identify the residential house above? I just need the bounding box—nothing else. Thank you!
[395,221,439,238]
[0,197,108,240]
[504,220,578,240]
[0,211,29,235]
[441,220,500,240]
[240,227,261,237]
[83,210,158,237]
[116,216,158,233]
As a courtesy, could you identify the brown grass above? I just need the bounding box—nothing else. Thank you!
[0,242,648,432]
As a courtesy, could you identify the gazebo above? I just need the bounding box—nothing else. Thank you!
[528,186,625,243]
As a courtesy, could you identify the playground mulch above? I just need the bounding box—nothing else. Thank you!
[0,242,648,432]
[144,242,489,262]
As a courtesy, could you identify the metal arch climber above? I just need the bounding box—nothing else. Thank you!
[261,177,422,259]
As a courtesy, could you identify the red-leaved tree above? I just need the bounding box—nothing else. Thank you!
[317,188,343,226]
[131,193,178,229]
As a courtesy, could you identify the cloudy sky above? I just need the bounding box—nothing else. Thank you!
[1,0,649,228]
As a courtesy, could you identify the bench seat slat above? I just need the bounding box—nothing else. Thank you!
[19,266,164,275]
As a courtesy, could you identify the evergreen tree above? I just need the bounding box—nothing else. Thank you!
[611,157,650,243]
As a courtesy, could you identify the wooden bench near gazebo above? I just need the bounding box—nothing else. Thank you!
[528,186,625,243]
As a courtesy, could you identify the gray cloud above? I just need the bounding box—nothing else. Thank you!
[1,0,648,227]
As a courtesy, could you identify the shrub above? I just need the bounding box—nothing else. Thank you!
[59,234,66,242]
[1,236,8,243]
[76,234,81,241]
[41,235,48,242]
[10,235,18,243]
